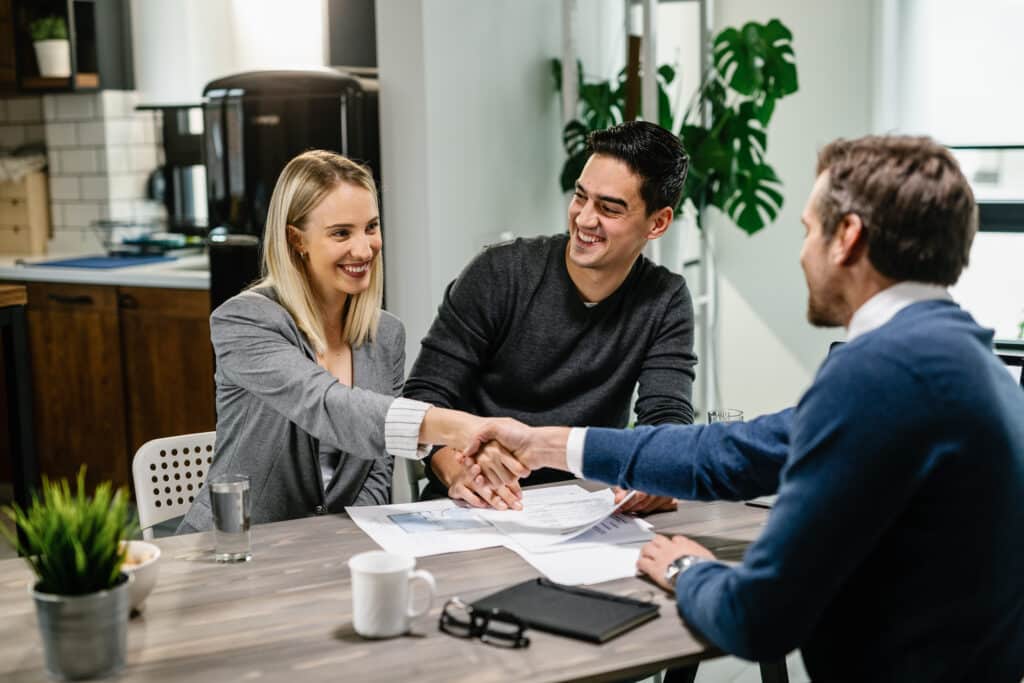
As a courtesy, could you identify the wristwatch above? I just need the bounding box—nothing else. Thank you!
[664,554,706,590]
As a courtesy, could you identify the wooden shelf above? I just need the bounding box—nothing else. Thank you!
[19,72,99,90]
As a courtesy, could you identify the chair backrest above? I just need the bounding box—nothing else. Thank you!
[132,431,216,539]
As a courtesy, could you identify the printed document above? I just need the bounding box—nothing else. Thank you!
[346,485,636,557]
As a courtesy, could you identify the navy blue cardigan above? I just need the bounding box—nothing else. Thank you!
[584,300,1024,682]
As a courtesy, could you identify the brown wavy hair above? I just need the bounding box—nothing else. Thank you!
[815,135,977,286]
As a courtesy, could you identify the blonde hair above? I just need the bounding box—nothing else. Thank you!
[255,150,383,353]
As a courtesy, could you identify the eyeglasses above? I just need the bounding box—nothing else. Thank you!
[439,597,530,649]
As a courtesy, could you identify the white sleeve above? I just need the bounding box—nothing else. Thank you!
[566,427,588,477]
[384,397,433,460]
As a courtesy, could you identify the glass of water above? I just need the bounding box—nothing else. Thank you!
[708,408,744,424]
[209,474,252,562]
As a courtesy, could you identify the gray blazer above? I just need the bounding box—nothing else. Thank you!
[178,287,404,532]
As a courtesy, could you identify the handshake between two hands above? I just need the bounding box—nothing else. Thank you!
[444,417,677,516]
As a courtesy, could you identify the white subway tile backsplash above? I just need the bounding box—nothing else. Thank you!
[47,203,63,229]
[99,91,140,119]
[106,199,135,220]
[49,227,85,253]
[63,201,103,229]
[0,125,26,148]
[60,149,100,174]
[108,173,146,200]
[80,176,110,200]
[44,122,77,147]
[130,146,158,172]
[104,146,130,173]
[105,119,147,146]
[76,121,106,146]
[133,199,166,220]
[0,89,163,254]
[42,95,57,122]
[6,97,43,123]
[55,93,98,121]
[24,124,45,144]
[49,177,80,201]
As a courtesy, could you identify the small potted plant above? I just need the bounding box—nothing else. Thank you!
[2,469,135,680]
[29,15,71,78]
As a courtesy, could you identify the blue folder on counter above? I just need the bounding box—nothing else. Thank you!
[25,255,174,269]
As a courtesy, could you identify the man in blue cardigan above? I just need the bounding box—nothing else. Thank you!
[466,135,1024,682]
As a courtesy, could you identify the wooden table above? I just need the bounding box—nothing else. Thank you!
[0,494,769,682]
[0,284,37,536]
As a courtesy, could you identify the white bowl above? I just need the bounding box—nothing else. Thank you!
[121,540,161,612]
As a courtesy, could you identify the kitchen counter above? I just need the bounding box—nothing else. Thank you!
[0,252,210,290]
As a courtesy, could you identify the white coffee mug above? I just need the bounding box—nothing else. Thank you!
[348,551,436,638]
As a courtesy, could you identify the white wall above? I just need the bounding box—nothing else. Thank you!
[131,0,326,106]
[886,0,1024,145]
[376,0,565,368]
[710,0,879,416]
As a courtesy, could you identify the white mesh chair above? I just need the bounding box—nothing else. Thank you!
[132,431,216,539]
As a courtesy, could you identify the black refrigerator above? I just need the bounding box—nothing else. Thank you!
[202,68,381,310]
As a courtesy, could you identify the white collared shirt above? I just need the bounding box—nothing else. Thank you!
[564,281,952,477]
[846,281,952,341]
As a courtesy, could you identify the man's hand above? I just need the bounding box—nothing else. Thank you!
[614,487,678,515]
[431,446,525,510]
[461,419,572,472]
[636,534,715,592]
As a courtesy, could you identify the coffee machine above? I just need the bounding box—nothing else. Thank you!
[202,67,381,308]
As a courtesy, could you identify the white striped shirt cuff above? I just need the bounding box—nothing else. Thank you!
[566,427,588,477]
[385,397,433,460]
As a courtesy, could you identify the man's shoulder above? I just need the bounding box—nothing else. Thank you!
[622,256,689,311]
[479,233,566,265]
[453,234,565,295]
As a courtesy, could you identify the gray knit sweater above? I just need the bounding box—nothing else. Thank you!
[404,234,696,494]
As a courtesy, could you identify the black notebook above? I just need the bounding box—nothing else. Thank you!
[472,578,659,643]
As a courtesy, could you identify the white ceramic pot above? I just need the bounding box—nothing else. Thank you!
[33,39,71,78]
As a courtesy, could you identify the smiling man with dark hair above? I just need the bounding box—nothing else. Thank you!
[404,121,697,513]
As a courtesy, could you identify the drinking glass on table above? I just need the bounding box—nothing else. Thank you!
[707,408,744,424]
[209,474,252,562]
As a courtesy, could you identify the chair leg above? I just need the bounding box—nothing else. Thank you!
[759,660,789,683]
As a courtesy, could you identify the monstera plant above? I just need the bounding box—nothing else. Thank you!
[555,18,799,235]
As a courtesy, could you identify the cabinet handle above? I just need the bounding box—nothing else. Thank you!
[48,294,94,306]
[118,293,139,309]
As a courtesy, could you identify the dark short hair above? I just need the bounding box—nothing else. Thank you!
[587,121,689,216]
[815,135,977,286]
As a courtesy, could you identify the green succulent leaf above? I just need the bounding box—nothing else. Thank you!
[2,467,136,596]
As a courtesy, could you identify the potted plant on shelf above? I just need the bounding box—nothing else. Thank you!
[2,469,135,680]
[29,15,71,78]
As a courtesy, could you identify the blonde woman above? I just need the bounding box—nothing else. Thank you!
[178,150,526,531]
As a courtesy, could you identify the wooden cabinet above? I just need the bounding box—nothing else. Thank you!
[118,286,215,456]
[26,282,127,489]
[17,282,214,491]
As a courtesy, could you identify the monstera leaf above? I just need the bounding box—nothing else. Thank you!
[713,19,798,98]
[723,163,785,235]
[723,102,768,169]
